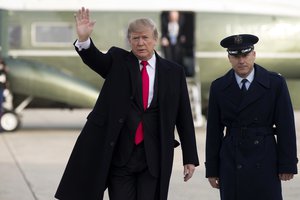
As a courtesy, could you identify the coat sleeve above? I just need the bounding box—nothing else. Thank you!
[74,39,113,78]
[274,77,298,174]
[205,81,224,178]
[175,68,199,166]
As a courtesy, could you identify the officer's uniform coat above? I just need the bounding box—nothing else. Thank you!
[205,64,298,200]
[55,41,199,200]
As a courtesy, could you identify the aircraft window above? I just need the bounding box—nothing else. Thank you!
[8,25,21,49]
[32,23,73,47]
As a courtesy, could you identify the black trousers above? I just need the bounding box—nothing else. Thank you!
[108,143,159,200]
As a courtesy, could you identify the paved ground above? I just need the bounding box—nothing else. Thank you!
[0,109,299,200]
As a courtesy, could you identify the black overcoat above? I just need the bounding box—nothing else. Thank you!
[55,41,199,200]
[205,64,298,200]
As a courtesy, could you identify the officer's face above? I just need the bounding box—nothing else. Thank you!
[228,50,256,78]
[128,27,157,61]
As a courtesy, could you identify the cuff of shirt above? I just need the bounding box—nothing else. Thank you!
[74,38,91,51]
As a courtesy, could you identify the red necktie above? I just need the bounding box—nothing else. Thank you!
[135,61,149,145]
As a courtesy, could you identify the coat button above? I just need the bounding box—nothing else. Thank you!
[254,140,259,145]
[130,96,134,100]
[110,141,115,147]
[118,118,124,123]
[256,163,261,168]
[237,164,242,169]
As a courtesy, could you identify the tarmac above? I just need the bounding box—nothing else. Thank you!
[0,109,299,200]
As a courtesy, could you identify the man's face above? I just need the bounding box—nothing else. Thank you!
[228,50,256,78]
[128,27,157,61]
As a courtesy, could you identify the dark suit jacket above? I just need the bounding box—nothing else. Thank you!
[112,64,160,178]
[55,40,199,200]
[205,64,298,200]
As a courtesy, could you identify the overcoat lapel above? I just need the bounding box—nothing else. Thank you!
[221,65,271,113]
[238,65,270,112]
[221,71,242,112]
[156,55,171,106]
[125,52,143,110]
[148,59,159,108]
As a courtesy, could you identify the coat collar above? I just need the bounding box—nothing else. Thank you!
[155,52,172,103]
[221,64,271,112]
[221,64,270,90]
[125,52,140,101]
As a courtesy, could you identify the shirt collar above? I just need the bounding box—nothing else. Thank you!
[235,67,255,84]
[139,53,156,70]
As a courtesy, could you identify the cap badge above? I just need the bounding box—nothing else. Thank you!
[234,35,243,45]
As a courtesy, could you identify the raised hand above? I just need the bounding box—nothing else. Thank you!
[74,7,96,42]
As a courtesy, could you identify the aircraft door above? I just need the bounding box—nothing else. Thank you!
[160,11,195,77]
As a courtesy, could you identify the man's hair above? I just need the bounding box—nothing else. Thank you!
[127,18,159,40]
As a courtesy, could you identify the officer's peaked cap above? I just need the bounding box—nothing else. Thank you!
[220,34,259,55]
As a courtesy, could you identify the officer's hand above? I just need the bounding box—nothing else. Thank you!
[208,177,220,189]
[279,173,294,181]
